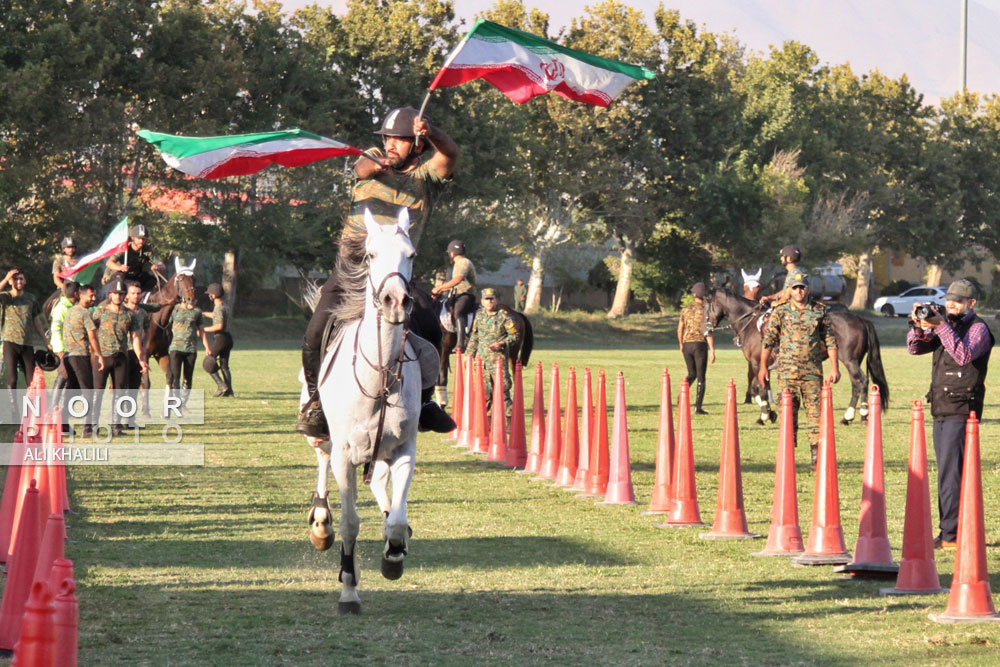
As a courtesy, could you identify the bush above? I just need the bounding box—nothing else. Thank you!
[883,279,914,296]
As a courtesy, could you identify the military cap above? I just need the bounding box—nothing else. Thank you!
[481,287,496,299]
[787,272,809,288]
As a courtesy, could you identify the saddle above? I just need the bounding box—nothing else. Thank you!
[756,310,771,336]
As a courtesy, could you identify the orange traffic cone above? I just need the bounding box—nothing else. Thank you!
[555,368,579,487]
[504,361,528,468]
[702,379,759,539]
[598,372,638,505]
[581,371,609,498]
[53,578,78,667]
[571,368,593,491]
[644,369,675,515]
[930,413,1000,623]
[47,560,75,610]
[10,581,54,665]
[486,356,508,463]
[0,480,43,653]
[457,354,473,449]
[47,407,67,518]
[32,514,66,589]
[792,382,850,566]
[537,364,561,480]
[881,401,946,595]
[659,380,704,526]
[521,362,545,475]
[0,430,26,564]
[10,410,43,561]
[753,389,804,556]
[837,385,897,577]
[449,350,464,440]
[470,357,489,454]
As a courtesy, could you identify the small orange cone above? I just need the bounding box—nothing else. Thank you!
[881,401,946,595]
[555,368,579,487]
[644,369,675,515]
[504,361,528,469]
[536,364,561,480]
[32,514,66,589]
[659,380,704,526]
[53,578,78,667]
[0,480,43,653]
[581,371,609,497]
[470,357,490,454]
[521,362,546,475]
[449,349,464,440]
[930,413,1000,623]
[597,372,638,505]
[457,354,474,449]
[701,379,759,539]
[571,368,593,491]
[10,581,54,666]
[791,382,850,566]
[486,356,508,463]
[753,389,805,556]
[0,430,26,564]
[837,385,897,577]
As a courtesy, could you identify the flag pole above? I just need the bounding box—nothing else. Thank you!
[414,89,434,151]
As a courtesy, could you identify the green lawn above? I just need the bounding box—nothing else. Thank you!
[9,312,1000,665]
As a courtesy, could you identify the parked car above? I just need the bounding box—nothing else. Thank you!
[873,285,947,317]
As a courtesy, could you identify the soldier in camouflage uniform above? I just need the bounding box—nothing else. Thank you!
[759,272,840,466]
[106,224,159,293]
[0,268,46,391]
[168,293,209,410]
[677,282,716,415]
[298,106,458,438]
[92,277,147,435]
[466,288,517,417]
[125,281,162,419]
[62,285,99,436]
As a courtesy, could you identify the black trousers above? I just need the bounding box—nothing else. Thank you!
[169,351,196,390]
[933,418,967,542]
[209,332,233,363]
[3,341,34,390]
[452,293,477,352]
[682,341,709,407]
[65,356,95,427]
[93,353,129,426]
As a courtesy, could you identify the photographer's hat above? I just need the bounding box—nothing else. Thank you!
[945,279,975,300]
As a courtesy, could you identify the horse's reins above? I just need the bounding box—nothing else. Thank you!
[355,267,416,484]
[708,301,761,347]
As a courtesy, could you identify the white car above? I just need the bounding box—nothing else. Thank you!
[873,285,947,317]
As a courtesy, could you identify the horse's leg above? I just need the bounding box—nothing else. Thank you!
[435,331,455,407]
[158,356,173,392]
[331,447,362,615]
[377,439,415,581]
[308,438,335,550]
[840,359,866,425]
[744,362,755,405]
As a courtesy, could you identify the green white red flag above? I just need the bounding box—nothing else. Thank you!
[137,128,363,179]
[60,216,129,283]
[429,20,655,107]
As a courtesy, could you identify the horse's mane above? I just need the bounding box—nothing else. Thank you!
[327,233,367,329]
[712,286,764,311]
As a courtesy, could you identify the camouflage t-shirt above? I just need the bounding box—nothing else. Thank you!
[210,301,229,333]
[168,306,203,353]
[63,304,96,357]
[0,291,41,346]
[341,147,449,249]
[52,255,79,278]
[761,301,837,380]
[128,303,162,332]
[467,309,517,361]
[679,303,709,343]
[451,256,476,295]
[92,304,139,356]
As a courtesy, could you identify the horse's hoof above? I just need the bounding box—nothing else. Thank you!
[768,411,777,423]
[743,398,753,405]
[337,601,362,615]
[310,530,334,551]
[381,556,404,580]
[840,418,851,426]
[755,418,765,426]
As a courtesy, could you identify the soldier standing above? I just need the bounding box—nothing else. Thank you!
[124,281,161,419]
[677,282,716,415]
[0,268,46,391]
[513,279,527,311]
[62,285,99,436]
[758,272,840,466]
[466,288,517,417]
[202,283,234,397]
[92,277,147,436]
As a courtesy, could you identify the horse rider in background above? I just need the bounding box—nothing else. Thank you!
[106,224,161,294]
[298,106,458,439]
[431,239,477,353]
[759,245,802,308]
[53,237,80,290]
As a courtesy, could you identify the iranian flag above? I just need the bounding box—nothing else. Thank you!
[137,128,363,179]
[60,216,129,284]
[430,20,655,107]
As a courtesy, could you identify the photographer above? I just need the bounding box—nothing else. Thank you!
[907,279,994,549]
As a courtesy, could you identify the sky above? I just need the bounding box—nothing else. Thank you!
[278,0,1000,105]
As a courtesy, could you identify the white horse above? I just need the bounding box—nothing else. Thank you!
[301,208,421,615]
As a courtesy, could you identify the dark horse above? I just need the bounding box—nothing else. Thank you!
[704,287,889,426]
[411,288,533,406]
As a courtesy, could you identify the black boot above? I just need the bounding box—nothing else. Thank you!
[419,387,456,433]
[221,366,234,397]
[455,321,466,354]
[210,372,229,397]
[297,345,328,438]
[695,381,708,415]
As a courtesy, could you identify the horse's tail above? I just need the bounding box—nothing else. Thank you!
[863,318,889,408]
[519,314,534,366]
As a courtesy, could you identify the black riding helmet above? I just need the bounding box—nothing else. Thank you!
[61,236,76,249]
[447,240,466,255]
[779,244,801,262]
[130,224,148,239]
[206,283,224,298]
[374,107,421,138]
[34,349,59,372]
[108,277,127,294]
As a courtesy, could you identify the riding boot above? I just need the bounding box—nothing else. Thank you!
[695,381,708,415]
[210,372,229,397]
[419,386,456,433]
[221,366,234,397]
[297,344,328,438]
[455,322,466,354]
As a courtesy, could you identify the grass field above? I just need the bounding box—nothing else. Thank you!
[12,311,1000,665]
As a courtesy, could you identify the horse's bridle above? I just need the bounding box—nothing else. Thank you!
[706,299,760,346]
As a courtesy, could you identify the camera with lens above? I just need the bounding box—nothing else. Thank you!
[915,303,944,320]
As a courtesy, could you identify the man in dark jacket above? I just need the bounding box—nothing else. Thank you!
[907,279,994,549]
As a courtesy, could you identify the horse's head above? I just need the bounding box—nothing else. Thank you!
[741,267,762,302]
[364,207,414,325]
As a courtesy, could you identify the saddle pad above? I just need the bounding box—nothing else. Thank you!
[439,302,455,333]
